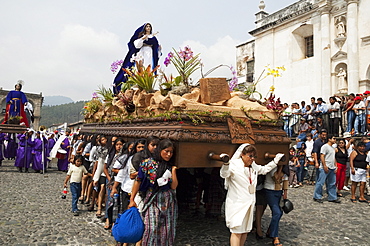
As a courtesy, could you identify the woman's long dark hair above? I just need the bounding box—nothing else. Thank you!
[154,139,175,178]
[106,138,125,167]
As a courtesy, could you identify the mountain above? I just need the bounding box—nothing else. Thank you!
[43,96,74,106]
[40,101,87,127]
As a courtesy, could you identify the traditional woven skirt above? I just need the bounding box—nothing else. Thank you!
[142,189,178,246]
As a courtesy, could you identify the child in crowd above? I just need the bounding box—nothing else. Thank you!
[63,155,88,216]
[288,155,299,188]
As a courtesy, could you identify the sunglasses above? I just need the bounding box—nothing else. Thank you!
[247,155,257,158]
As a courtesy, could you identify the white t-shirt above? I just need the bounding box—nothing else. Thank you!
[353,101,365,115]
[320,144,336,169]
[115,163,134,193]
[67,164,88,183]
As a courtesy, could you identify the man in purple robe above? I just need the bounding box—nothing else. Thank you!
[0,133,5,166]
[14,131,33,172]
[57,129,71,171]
[4,133,17,160]
[32,131,47,173]
[46,133,56,168]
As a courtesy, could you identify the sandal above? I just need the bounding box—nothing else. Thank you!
[337,193,343,197]
[88,205,94,211]
[273,239,282,246]
[96,209,102,218]
[350,198,357,203]
[104,220,112,230]
[358,199,369,203]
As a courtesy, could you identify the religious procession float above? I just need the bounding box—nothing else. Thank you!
[80,23,290,167]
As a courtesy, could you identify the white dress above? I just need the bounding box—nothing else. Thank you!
[220,157,277,233]
[133,35,154,68]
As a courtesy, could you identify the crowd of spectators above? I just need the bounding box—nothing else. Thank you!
[282,92,370,141]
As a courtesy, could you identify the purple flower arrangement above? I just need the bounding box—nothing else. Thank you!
[110,60,124,74]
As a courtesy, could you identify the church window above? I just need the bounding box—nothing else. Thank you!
[246,60,254,82]
[305,35,314,58]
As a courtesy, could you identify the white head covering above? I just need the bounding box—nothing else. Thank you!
[224,143,251,190]
[231,143,250,160]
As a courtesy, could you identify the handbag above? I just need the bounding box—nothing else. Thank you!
[112,207,144,243]
[281,198,294,214]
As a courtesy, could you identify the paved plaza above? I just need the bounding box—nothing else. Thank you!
[0,159,369,246]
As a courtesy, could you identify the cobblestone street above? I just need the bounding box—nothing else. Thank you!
[0,159,369,246]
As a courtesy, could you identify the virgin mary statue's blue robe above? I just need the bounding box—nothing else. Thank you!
[113,23,160,94]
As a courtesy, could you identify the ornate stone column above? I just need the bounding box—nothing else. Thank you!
[321,7,331,97]
[346,0,359,93]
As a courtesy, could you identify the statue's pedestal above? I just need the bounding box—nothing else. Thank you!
[81,115,290,168]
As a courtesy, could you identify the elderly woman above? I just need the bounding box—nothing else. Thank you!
[220,144,284,246]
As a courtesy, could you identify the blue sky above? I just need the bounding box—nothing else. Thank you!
[0,0,295,101]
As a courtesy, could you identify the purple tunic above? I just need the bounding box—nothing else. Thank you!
[46,138,56,164]
[6,90,28,117]
[15,134,29,168]
[0,133,5,162]
[32,138,46,171]
[57,137,70,171]
[4,134,17,159]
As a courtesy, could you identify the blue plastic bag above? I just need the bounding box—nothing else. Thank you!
[112,207,144,243]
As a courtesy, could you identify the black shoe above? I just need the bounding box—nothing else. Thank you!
[313,198,323,203]
[25,168,29,173]
[255,233,264,240]
[328,199,341,203]
[19,168,23,173]
[73,211,79,216]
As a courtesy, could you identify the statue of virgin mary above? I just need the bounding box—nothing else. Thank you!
[113,23,161,94]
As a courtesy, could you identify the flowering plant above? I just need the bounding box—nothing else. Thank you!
[122,62,159,93]
[96,85,114,103]
[264,93,284,116]
[242,65,285,99]
[164,46,201,88]
[110,60,124,74]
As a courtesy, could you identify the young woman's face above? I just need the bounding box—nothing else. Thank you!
[338,140,345,147]
[75,159,83,167]
[136,143,145,152]
[241,152,256,167]
[128,143,134,153]
[160,146,174,162]
[115,141,123,152]
[100,137,107,146]
[148,142,157,154]
[145,24,152,33]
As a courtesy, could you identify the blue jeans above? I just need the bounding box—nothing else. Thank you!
[264,189,283,238]
[70,182,82,212]
[313,168,337,201]
[346,110,355,132]
[296,160,306,183]
[354,113,365,134]
[283,119,289,136]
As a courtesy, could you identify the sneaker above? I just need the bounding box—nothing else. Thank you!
[73,211,79,216]
[289,185,293,188]
[328,199,341,203]
[313,198,323,203]
[343,186,350,191]
[294,184,300,188]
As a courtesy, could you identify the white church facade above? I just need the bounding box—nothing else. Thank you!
[236,0,370,103]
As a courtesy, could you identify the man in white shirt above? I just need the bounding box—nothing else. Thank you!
[327,96,341,136]
[313,135,341,203]
[353,96,366,136]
